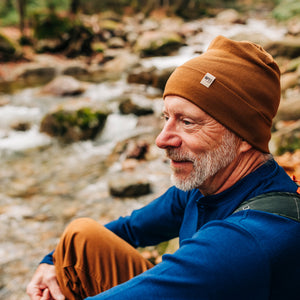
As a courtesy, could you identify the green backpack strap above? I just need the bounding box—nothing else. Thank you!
[233,192,300,222]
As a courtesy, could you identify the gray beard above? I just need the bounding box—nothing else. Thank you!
[166,130,240,192]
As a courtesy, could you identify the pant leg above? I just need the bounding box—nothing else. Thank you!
[53,218,154,300]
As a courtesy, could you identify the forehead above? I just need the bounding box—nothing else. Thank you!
[163,95,212,119]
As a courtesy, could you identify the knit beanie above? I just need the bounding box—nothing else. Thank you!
[163,35,281,153]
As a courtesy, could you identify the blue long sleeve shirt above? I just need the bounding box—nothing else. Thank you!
[42,159,300,299]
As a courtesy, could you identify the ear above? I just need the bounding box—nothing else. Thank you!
[238,140,253,153]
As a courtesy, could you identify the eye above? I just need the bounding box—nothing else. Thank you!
[182,119,193,126]
[161,113,169,122]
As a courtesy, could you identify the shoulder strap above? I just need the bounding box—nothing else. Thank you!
[233,192,300,222]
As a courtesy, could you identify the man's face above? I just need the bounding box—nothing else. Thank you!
[155,95,241,191]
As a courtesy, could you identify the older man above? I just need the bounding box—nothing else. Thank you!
[27,36,300,300]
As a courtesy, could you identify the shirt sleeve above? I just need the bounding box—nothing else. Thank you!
[85,219,271,300]
[105,186,187,248]
[40,250,54,265]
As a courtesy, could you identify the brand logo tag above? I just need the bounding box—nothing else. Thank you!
[200,73,216,88]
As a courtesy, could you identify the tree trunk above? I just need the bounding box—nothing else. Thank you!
[17,0,27,36]
[70,0,80,14]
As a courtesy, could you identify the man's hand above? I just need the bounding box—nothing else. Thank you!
[26,263,65,300]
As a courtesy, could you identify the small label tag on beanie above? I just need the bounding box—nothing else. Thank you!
[200,73,216,88]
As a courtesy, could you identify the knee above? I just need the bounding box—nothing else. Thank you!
[63,218,104,241]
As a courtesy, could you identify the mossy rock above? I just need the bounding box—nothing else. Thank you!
[40,107,108,143]
[134,31,184,57]
[32,12,93,57]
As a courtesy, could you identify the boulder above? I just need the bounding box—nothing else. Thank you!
[134,31,184,57]
[119,98,153,116]
[108,173,151,198]
[264,38,300,59]
[39,75,89,96]
[40,107,108,143]
[17,66,56,86]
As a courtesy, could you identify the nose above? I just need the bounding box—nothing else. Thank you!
[155,121,181,149]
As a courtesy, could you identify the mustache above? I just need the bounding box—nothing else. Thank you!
[166,148,195,162]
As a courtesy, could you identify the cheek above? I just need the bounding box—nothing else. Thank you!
[183,133,217,154]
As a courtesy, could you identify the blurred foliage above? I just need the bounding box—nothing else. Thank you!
[272,0,300,21]
[32,12,73,39]
[0,0,293,27]
[278,135,300,155]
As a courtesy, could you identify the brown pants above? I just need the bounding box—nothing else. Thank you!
[53,218,154,299]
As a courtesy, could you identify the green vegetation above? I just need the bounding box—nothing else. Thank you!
[1,0,295,29]
[272,0,300,21]
[53,107,108,132]
[40,107,109,142]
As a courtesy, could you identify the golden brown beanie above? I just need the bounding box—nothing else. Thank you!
[163,35,281,153]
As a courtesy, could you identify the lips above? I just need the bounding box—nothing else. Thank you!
[170,158,193,169]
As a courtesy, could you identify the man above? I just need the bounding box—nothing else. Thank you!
[27,35,300,300]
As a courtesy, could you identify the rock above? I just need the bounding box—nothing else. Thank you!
[11,122,31,132]
[270,120,300,155]
[17,65,56,86]
[0,31,22,61]
[91,50,139,80]
[107,37,126,48]
[39,75,89,96]
[63,65,89,78]
[275,97,300,122]
[127,66,174,90]
[119,98,154,116]
[264,38,300,59]
[134,31,184,57]
[125,140,149,160]
[127,66,156,85]
[280,72,299,92]
[108,173,151,197]
[40,107,109,143]
[216,9,246,24]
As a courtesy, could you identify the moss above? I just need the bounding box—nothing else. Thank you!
[41,107,108,142]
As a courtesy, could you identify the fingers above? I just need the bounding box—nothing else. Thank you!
[41,288,51,300]
[47,280,65,300]
[26,264,65,300]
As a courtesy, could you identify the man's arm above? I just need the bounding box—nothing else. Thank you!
[26,264,65,300]
[105,186,187,247]
[85,217,273,300]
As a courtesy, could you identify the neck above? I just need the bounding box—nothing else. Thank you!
[198,149,270,196]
